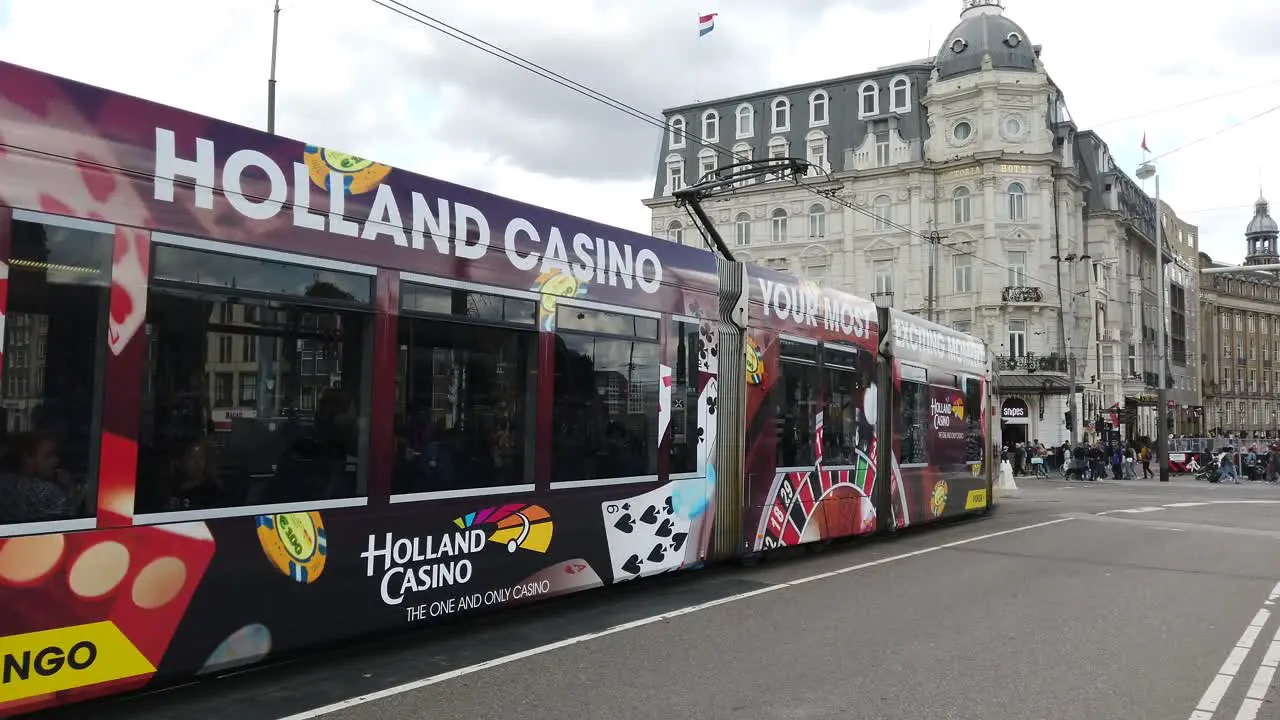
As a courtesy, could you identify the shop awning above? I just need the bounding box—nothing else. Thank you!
[994,374,1073,395]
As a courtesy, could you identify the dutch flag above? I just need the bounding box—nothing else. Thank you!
[699,13,717,37]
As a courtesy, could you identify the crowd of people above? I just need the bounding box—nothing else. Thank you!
[999,439,1280,483]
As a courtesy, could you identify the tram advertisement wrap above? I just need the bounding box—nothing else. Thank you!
[0,478,714,712]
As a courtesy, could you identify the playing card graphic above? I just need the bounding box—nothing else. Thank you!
[600,483,694,581]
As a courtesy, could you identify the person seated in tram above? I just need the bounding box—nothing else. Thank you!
[0,430,79,523]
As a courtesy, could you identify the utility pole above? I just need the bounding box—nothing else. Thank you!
[267,0,282,134]
[926,229,943,322]
[1137,161,1169,482]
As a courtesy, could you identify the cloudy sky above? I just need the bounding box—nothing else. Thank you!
[0,0,1276,263]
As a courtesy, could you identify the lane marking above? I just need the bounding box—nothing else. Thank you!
[1234,605,1280,720]
[1189,588,1278,718]
[1098,507,1166,516]
[278,516,1075,720]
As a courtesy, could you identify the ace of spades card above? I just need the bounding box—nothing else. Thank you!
[600,483,693,580]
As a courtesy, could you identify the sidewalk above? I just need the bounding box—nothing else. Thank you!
[1028,473,1280,488]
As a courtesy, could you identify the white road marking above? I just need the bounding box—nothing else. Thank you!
[278,517,1076,720]
[1189,588,1278,718]
[1234,607,1280,720]
[1098,507,1166,515]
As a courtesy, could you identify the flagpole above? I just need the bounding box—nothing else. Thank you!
[267,0,281,134]
[694,15,701,102]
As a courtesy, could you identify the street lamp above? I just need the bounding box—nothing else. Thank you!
[871,291,894,532]
[1136,161,1170,482]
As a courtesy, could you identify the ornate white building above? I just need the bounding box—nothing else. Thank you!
[642,0,1186,447]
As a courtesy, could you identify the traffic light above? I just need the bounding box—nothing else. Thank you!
[1064,410,1073,429]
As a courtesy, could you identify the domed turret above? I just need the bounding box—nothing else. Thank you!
[1244,192,1279,268]
[935,0,1039,81]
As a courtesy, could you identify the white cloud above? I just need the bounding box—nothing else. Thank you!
[0,0,1275,255]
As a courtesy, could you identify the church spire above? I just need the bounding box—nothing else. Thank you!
[1244,189,1279,267]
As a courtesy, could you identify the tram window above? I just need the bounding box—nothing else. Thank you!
[772,340,819,468]
[552,310,660,484]
[821,348,867,466]
[401,283,536,326]
[899,380,929,465]
[964,377,983,462]
[0,220,113,526]
[136,245,374,516]
[667,319,700,475]
[393,301,537,495]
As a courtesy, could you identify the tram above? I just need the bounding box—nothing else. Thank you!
[0,60,994,715]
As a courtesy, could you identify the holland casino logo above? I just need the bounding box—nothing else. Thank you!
[362,504,554,605]
[745,335,765,385]
[930,480,949,518]
[302,147,392,195]
[931,394,966,429]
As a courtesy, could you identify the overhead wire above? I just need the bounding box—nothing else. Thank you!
[367,0,1270,307]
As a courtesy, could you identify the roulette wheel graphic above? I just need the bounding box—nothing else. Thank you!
[760,439,878,550]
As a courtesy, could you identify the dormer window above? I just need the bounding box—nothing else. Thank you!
[735,104,753,138]
[771,97,790,132]
[858,81,879,119]
[701,110,719,142]
[668,116,686,149]
[889,76,911,113]
[809,90,829,127]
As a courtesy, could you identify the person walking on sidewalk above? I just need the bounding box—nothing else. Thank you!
[1140,444,1153,479]
[1123,443,1137,479]
[1218,447,1240,484]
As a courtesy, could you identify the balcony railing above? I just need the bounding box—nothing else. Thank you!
[995,353,1069,373]
[1001,286,1043,303]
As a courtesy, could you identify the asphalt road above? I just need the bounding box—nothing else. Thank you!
[33,477,1280,720]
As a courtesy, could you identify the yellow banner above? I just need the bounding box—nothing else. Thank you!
[965,489,989,510]
[0,621,155,703]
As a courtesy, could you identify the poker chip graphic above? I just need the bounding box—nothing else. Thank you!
[930,480,949,519]
[256,512,327,584]
[744,335,765,385]
[303,146,392,195]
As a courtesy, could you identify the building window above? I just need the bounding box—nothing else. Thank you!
[735,213,752,246]
[809,90,829,126]
[808,204,827,238]
[732,143,753,186]
[873,195,892,231]
[771,208,788,243]
[1102,345,1116,373]
[858,81,878,118]
[769,340,821,468]
[138,243,375,514]
[395,283,538,494]
[736,103,753,138]
[1007,250,1028,286]
[771,97,790,132]
[1008,182,1027,220]
[666,220,684,245]
[1008,319,1028,356]
[669,116,686,149]
[0,219,116,525]
[806,131,828,175]
[953,254,972,293]
[701,110,719,142]
[239,372,257,406]
[553,307,660,484]
[953,320,972,334]
[952,186,972,224]
[768,137,789,181]
[873,260,893,294]
[665,156,684,195]
[889,76,911,112]
[875,132,891,168]
[697,149,717,180]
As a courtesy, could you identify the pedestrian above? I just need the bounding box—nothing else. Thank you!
[1219,447,1240,484]
[1140,445,1153,479]
[1123,444,1136,479]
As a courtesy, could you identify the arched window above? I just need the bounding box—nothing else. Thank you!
[702,110,719,142]
[767,136,789,181]
[873,194,892,230]
[859,81,879,118]
[664,154,684,195]
[771,97,790,132]
[771,208,788,243]
[731,143,753,187]
[736,104,754,138]
[697,148,717,180]
[669,116,686,149]
[809,90,829,126]
[889,76,911,112]
[808,203,826,238]
[1008,182,1027,220]
[667,220,683,245]
[953,186,972,224]
[805,130,828,175]
[735,212,752,247]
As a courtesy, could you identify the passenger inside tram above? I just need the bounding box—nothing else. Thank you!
[0,430,82,524]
